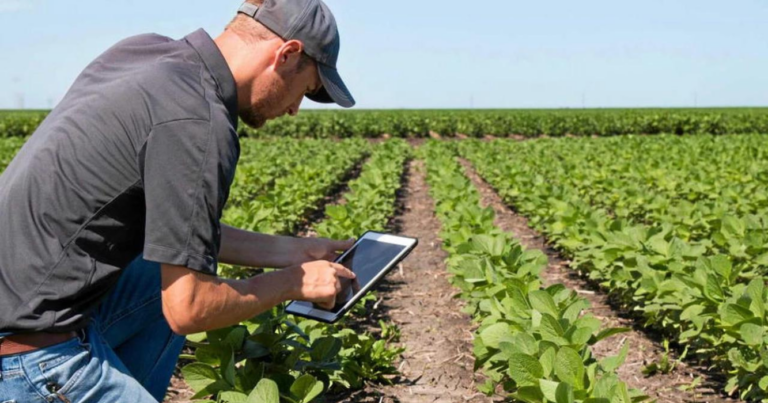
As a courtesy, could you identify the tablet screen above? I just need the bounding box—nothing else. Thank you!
[322,239,406,313]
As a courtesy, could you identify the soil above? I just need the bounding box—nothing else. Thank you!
[165,373,195,402]
[458,157,742,403]
[330,159,494,403]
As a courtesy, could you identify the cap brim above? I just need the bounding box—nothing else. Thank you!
[306,63,355,108]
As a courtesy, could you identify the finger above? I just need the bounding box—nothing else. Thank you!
[335,279,343,294]
[319,298,334,310]
[330,238,355,251]
[330,263,356,279]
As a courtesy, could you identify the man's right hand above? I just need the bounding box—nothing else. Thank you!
[283,260,356,310]
[160,260,356,335]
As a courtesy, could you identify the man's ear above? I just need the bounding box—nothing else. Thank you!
[274,40,305,71]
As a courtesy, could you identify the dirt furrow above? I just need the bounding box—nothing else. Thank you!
[459,157,740,403]
[335,159,492,403]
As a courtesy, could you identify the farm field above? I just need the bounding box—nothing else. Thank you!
[3,108,768,138]
[1,126,767,402]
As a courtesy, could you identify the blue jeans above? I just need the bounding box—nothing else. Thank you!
[0,256,186,402]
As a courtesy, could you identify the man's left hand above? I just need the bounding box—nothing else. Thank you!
[294,237,355,266]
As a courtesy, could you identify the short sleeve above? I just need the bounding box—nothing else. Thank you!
[140,119,239,275]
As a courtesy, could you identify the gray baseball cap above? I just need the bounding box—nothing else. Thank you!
[237,0,355,108]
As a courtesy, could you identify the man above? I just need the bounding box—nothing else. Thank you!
[0,0,356,401]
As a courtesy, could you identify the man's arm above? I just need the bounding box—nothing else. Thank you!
[219,224,354,268]
[161,260,355,335]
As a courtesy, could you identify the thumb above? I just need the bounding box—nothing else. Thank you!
[335,238,355,250]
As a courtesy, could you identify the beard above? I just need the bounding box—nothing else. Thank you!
[240,106,268,129]
[239,77,284,129]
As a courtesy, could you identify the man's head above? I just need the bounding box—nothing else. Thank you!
[216,0,354,128]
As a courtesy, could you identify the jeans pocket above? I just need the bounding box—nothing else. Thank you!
[36,338,92,397]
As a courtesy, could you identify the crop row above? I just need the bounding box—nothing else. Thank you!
[222,138,369,241]
[250,109,768,138]
[419,141,646,403]
[314,139,411,240]
[181,139,412,403]
[0,112,46,137]
[461,137,768,400]
[226,139,328,208]
[510,135,768,244]
[4,108,768,138]
[0,137,26,171]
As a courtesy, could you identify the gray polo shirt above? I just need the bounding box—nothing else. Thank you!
[0,29,240,334]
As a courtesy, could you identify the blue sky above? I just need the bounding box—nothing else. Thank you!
[1,0,766,109]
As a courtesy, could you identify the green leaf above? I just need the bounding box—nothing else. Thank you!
[592,374,618,399]
[222,326,248,350]
[186,332,208,343]
[529,290,559,318]
[710,255,732,280]
[242,340,271,359]
[539,379,560,401]
[756,252,768,267]
[511,332,539,356]
[704,273,724,302]
[324,204,348,221]
[470,234,506,257]
[219,391,248,402]
[747,277,766,319]
[599,342,629,373]
[508,353,545,387]
[562,298,590,323]
[591,327,631,344]
[539,314,567,345]
[569,327,595,346]
[616,381,632,403]
[555,347,585,390]
[722,215,745,237]
[539,346,557,377]
[555,382,575,403]
[247,378,280,403]
[513,386,545,403]
[191,380,231,400]
[480,322,512,349]
[759,376,768,390]
[181,362,220,393]
[194,344,227,366]
[221,349,236,387]
[310,337,342,362]
[291,374,324,403]
[720,303,754,326]
[646,236,670,257]
[740,323,765,346]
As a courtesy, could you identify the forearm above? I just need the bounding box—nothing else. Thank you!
[161,265,297,335]
[219,224,300,268]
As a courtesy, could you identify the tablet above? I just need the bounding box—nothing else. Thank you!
[285,231,418,323]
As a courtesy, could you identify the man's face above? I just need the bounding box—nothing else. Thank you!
[239,54,321,129]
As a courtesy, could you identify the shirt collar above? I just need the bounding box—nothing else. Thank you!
[184,29,239,130]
